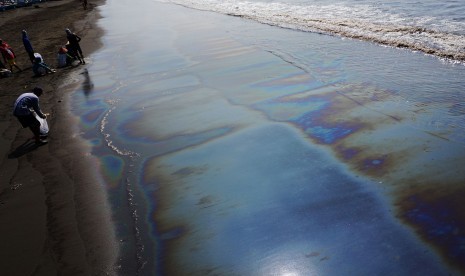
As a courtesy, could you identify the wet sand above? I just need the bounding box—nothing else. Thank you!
[0,0,118,275]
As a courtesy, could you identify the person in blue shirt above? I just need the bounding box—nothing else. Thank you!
[13,87,48,144]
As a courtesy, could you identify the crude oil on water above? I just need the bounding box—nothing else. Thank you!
[72,0,465,274]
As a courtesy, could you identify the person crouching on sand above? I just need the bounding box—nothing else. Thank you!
[57,46,73,67]
[33,55,56,76]
[13,87,48,145]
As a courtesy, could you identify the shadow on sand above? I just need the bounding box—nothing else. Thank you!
[8,139,45,159]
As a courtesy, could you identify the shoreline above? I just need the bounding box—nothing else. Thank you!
[0,0,118,275]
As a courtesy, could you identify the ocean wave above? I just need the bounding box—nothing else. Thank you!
[160,0,465,61]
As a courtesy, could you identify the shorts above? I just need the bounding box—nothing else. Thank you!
[7,58,16,66]
[16,114,40,128]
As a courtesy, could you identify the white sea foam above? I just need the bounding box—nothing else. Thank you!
[159,0,465,61]
[100,101,140,157]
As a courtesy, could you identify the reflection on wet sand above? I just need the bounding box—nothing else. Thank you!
[81,68,94,97]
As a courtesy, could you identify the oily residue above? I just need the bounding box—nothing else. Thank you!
[335,144,361,160]
[397,187,465,272]
[172,166,208,178]
[82,108,106,125]
[252,83,397,146]
[358,155,390,177]
[146,170,192,275]
[254,76,465,270]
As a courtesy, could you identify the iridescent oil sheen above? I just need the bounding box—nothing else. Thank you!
[71,0,465,274]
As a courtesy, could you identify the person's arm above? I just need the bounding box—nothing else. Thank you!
[75,34,82,42]
[8,47,16,58]
[31,97,46,118]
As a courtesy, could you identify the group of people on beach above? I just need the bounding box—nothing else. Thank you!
[0,28,85,77]
[1,28,85,145]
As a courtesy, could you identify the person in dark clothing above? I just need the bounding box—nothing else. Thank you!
[65,28,85,64]
[13,87,48,144]
[22,30,35,63]
[64,42,79,64]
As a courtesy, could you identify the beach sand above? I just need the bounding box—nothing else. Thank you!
[0,0,118,275]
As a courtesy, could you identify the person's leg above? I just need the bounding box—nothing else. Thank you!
[71,46,83,63]
[28,51,35,63]
[14,64,22,72]
[20,115,43,143]
[30,123,47,144]
[9,59,21,72]
[29,124,41,142]
[76,46,85,64]
[41,63,54,73]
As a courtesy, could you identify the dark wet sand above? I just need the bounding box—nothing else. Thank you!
[0,0,118,275]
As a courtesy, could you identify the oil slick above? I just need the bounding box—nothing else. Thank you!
[74,1,465,274]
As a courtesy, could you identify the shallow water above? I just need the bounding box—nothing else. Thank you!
[72,0,465,274]
[162,0,465,61]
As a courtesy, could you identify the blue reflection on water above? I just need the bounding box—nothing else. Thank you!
[144,124,445,274]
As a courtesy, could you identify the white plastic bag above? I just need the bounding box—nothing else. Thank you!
[34,112,49,135]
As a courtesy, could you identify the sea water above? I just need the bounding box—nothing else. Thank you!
[72,0,465,274]
[162,0,465,61]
